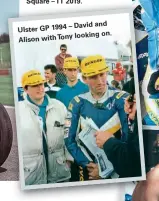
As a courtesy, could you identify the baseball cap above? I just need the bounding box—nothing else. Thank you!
[64,57,79,69]
[80,55,109,77]
[21,70,46,88]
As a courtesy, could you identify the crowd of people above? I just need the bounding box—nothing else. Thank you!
[17,44,141,185]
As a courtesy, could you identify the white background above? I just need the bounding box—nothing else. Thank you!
[20,0,132,16]
[0,182,125,201]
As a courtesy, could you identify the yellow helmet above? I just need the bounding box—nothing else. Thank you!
[80,55,109,77]
[64,57,79,69]
[21,70,46,88]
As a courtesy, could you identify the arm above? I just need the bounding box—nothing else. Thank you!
[115,91,130,141]
[64,97,90,168]
[147,71,159,95]
[103,117,141,177]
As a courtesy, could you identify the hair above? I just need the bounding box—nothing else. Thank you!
[44,64,57,73]
[60,44,67,49]
[111,80,121,89]
[24,85,28,90]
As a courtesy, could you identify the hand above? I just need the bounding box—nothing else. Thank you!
[124,94,136,120]
[95,131,113,148]
[87,162,100,180]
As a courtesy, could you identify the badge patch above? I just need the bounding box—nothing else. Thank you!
[68,103,73,111]
[116,92,125,99]
[74,96,80,103]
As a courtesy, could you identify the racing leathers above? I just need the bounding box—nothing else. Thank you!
[65,86,129,169]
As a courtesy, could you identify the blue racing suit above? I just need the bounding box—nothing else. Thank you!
[65,86,129,168]
[140,0,159,70]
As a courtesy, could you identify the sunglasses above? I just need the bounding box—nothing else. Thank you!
[61,48,67,51]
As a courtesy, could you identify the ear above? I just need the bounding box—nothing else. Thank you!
[63,69,67,75]
[82,76,87,84]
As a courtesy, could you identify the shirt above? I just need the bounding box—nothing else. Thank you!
[44,82,61,99]
[55,53,72,71]
[56,80,89,108]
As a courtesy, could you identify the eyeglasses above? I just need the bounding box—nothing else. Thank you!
[61,49,67,51]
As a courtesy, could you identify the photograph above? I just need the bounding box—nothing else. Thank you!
[124,128,159,201]
[0,0,19,181]
[9,8,145,190]
[134,1,159,126]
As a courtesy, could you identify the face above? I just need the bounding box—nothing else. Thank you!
[25,83,45,102]
[64,68,78,82]
[60,47,67,55]
[84,72,107,94]
[44,69,55,81]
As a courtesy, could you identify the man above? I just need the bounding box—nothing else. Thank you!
[95,95,141,177]
[44,64,60,98]
[55,44,72,87]
[19,70,72,185]
[65,55,129,180]
[112,62,126,87]
[56,57,89,108]
[132,165,159,201]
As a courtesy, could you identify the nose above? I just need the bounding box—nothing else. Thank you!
[71,70,76,76]
[96,75,103,84]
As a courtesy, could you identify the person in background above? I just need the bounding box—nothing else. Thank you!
[111,80,121,90]
[44,64,60,99]
[56,57,89,108]
[123,67,135,95]
[55,44,72,87]
[95,94,141,177]
[19,70,72,185]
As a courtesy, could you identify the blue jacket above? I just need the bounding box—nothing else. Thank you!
[65,86,129,167]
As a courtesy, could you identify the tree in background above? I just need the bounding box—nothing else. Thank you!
[0,33,9,44]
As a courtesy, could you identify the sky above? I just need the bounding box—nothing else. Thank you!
[0,0,19,34]
[12,12,132,85]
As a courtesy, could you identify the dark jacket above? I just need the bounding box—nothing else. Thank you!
[147,70,159,95]
[103,116,141,178]
[44,82,60,99]
[55,53,72,71]
[123,77,135,95]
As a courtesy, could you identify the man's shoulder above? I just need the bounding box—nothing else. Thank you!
[56,85,68,95]
[48,97,66,110]
[108,87,129,100]
[69,92,89,106]
[66,54,72,57]
[18,100,27,111]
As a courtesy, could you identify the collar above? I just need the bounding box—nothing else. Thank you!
[24,94,56,114]
[89,85,109,103]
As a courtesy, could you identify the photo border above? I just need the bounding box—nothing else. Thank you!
[8,7,146,190]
